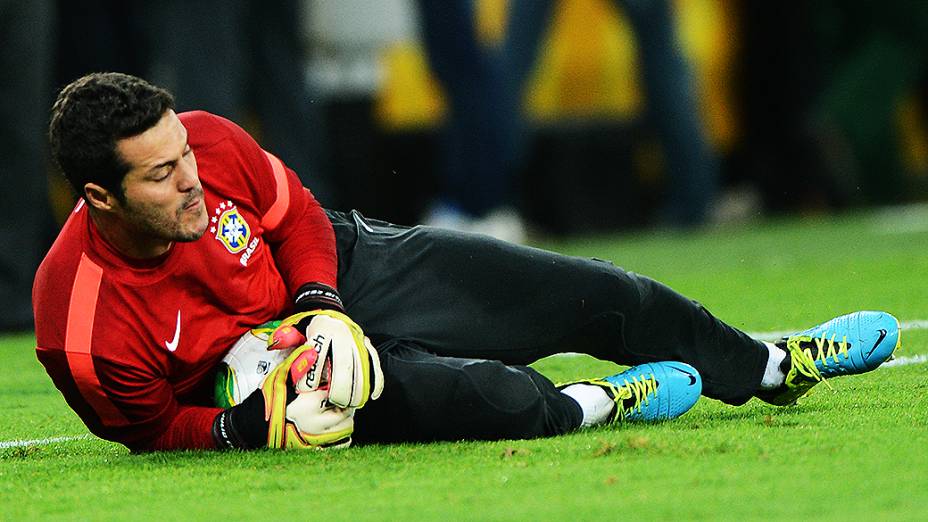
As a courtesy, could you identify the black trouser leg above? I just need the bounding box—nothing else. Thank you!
[328,210,768,441]
[615,273,769,405]
[352,341,582,444]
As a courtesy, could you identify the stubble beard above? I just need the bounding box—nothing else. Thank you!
[124,187,208,243]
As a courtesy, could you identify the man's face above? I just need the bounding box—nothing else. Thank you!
[114,110,208,244]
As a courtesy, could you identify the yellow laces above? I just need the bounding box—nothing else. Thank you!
[785,337,834,391]
[614,373,659,418]
[805,334,850,367]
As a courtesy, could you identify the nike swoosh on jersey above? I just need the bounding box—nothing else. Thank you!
[165,310,181,352]
[865,328,888,359]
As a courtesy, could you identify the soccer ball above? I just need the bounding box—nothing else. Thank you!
[214,322,295,408]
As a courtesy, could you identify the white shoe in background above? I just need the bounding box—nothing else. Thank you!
[469,207,527,244]
[422,202,473,232]
[422,204,528,244]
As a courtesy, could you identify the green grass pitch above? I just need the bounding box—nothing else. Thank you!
[2,207,928,520]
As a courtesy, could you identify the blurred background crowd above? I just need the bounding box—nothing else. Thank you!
[4,0,928,331]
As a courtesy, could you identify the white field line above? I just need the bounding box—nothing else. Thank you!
[745,320,928,341]
[0,434,91,449]
[883,354,928,368]
[3,321,927,450]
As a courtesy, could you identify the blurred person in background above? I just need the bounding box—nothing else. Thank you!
[0,0,56,331]
[418,0,718,238]
[510,0,719,227]
[417,0,528,242]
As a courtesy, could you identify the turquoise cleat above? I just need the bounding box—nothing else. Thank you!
[758,311,901,406]
[562,361,702,422]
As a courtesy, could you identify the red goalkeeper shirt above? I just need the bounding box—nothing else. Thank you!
[33,111,338,451]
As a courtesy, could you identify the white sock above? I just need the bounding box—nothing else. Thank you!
[760,342,788,389]
[560,384,614,427]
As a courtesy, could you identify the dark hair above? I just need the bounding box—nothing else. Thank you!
[49,72,175,202]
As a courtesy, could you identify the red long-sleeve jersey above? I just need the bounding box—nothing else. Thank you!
[33,111,337,451]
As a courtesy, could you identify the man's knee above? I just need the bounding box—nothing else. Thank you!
[454,361,580,439]
[453,361,546,438]
[358,344,581,442]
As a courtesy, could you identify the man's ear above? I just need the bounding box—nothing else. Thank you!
[84,183,118,211]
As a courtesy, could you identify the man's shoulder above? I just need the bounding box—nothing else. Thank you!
[179,111,251,151]
[35,203,86,286]
[178,110,231,130]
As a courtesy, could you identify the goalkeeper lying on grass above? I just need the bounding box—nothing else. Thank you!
[33,73,901,451]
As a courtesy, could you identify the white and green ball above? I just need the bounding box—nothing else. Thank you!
[214,322,293,408]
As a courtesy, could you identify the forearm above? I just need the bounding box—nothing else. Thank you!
[140,406,223,452]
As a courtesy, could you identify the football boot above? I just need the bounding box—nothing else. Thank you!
[561,361,702,422]
[758,311,900,406]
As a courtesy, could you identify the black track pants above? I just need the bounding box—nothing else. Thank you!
[327,211,768,443]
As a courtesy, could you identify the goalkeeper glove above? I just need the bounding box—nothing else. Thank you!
[277,309,384,409]
[287,282,385,407]
[212,344,354,450]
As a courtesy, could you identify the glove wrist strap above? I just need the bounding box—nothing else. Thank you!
[294,282,344,313]
[212,410,243,449]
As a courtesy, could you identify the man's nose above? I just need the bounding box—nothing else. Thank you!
[176,159,198,191]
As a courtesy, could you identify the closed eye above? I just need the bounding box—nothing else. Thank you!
[152,165,174,182]
[150,146,190,182]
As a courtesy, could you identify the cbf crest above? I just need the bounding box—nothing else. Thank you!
[210,200,251,254]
